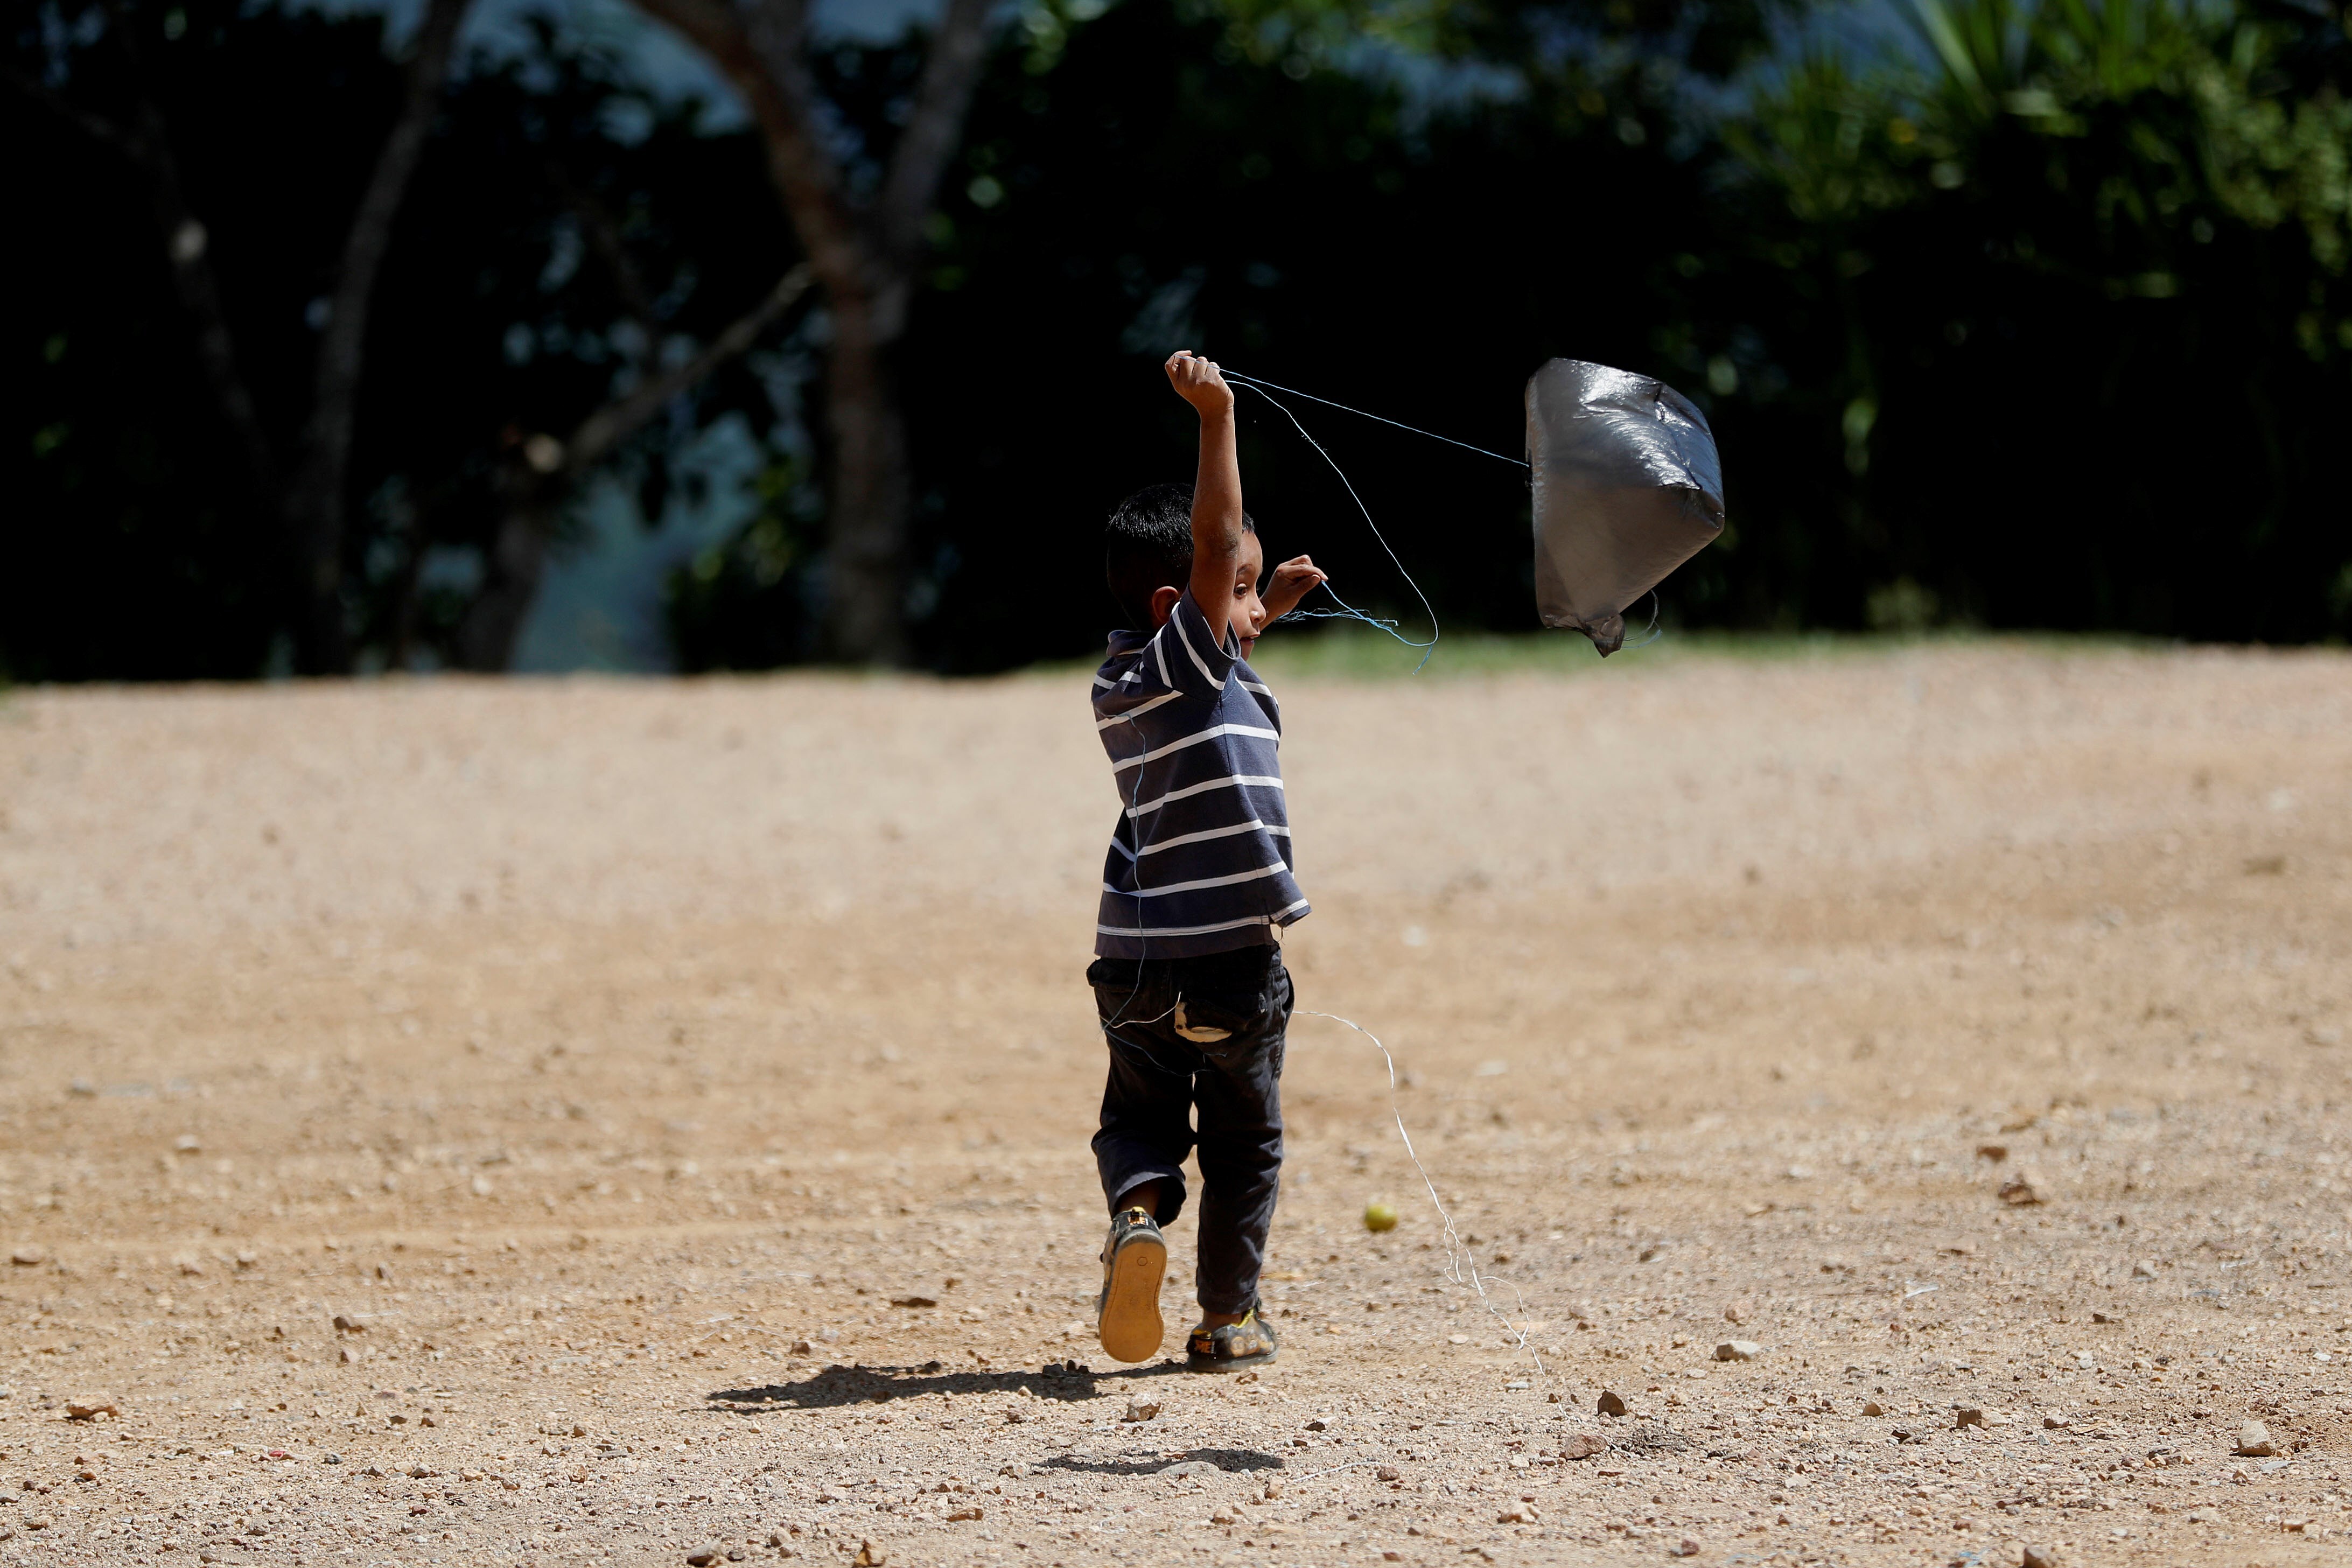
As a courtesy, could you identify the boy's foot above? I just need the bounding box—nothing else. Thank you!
[1185,1306,1278,1373]
[1095,1207,1168,1364]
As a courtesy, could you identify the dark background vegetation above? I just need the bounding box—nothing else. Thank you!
[8,0,2350,681]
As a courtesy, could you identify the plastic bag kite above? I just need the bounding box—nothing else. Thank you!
[1525,358,1725,655]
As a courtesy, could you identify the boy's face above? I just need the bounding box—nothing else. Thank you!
[1227,531,1269,659]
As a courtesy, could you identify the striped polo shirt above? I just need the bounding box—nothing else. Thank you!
[1092,590,1310,959]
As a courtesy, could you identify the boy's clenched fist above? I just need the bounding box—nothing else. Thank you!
[1164,349,1234,417]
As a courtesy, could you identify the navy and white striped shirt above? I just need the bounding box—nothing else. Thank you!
[1092,591,1310,959]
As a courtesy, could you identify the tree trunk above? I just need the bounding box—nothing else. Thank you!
[450,265,814,671]
[283,0,471,674]
[820,293,912,665]
[456,475,556,673]
[625,0,998,669]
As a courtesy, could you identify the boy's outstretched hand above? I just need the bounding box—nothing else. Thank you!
[1262,555,1328,622]
[1165,350,1234,418]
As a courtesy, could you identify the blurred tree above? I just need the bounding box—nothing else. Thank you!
[1696,0,2352,637]
[624,0,1002,664]
[3,4,810,677]
[6,0,469,673]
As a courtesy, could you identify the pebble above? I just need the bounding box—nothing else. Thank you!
[1998,1171,2046,1206]
[1597,1391,1628,1416]
[2020,1548,2054,1568]
[65,1398,118,1421]
[1670,1538,1701,1557]
[9,1247,43,1267]
[2131,1261,2158,1281]
[332,1314,366,1334]
[2237,1420,2276,1457]
[1560,1433,1608,1460]
[851,1543,886,1568]
[1723,1300,1752,1324]
[1497,1503,1538,1524]
[1375,1465,1402,1482]
[1861,1401,1885,1417]
[1714,1341,1763,1362]
[1304,1416,1330,1431]
[1122,1399,1161,1423]
[1954,1408,1985,1429]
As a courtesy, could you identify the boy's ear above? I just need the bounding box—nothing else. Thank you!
[1149,584,1182,627]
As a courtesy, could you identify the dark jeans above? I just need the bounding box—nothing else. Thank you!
[1087,944,1293,1317]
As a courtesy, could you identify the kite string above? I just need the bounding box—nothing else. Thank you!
[1223,370,1529,470]
[1297,1007,1548,1381]
[1227,376,1441,673]
[1230,367,1676,660]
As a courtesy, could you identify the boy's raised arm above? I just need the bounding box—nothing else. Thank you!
[1164,350,1247,647]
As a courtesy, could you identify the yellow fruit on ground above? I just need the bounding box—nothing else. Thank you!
[1363,1201,1399,1233]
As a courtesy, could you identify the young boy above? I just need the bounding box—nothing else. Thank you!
[1087,350,1328,1373]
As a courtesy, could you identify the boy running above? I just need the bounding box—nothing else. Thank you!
[1086,350,1328,1372]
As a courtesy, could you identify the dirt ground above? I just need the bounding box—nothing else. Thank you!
[3,641,2349,1568]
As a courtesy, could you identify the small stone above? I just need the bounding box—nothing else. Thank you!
[332,1314,365,1334]
[1561,1433,1608,1460]
[1597,1390,1628,1417]
[1723,1299,1752,1325]
[1261,1481,1284,1501]
[65,1398,118,1421]
[1998,1171,2046,1206]
[174,1133,201,1153]
[2131,1261,2158,1281]
[2237,1420,2275,1457]
[571,1423,586,1438]
[1955,1408,1985,1429]
[9,1246,43,1266]
[851,1541,886,1568]
[1671,1538,1701,1557]
[339,1346,363,1364]
[2020,1548,2055,1568]
[1304,1416,1329,1432]
[1975,1144,2008,1162]
[1715,1340,1763,1362]
[890,1296,937,1309]
[791,1339,815,1355]
[1861,1401,1885,1417]
[1122,1399,1161,1423]
[686,1552,720,1566]
[1497,1503,1538,1524]
[1004,1408,1027,1424]
[945,1507,982,1522]
[1375,1465,1402,1482]
[2042,1413,2070,1429]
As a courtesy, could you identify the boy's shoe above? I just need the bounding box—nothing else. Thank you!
[1096,1207,1168,1364]
[1185,1306,1278,1373]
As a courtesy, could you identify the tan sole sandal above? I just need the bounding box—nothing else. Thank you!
[1096,1207,1168,1364]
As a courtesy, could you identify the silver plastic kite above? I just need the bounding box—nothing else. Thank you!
[1525,358,1726,654]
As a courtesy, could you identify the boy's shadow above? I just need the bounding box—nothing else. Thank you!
[706,1356,1188,1412]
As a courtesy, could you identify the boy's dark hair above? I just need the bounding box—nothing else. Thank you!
[1104,484,1255,629]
